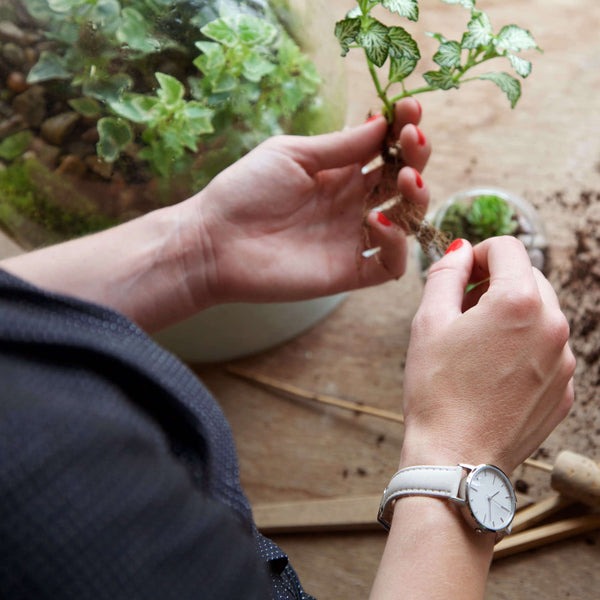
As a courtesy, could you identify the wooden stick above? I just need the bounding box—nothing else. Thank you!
[228,367,552,473]
[510,494,574,534]
[228,366,404,424]
[493,513,600,560]
[253,492,534,534]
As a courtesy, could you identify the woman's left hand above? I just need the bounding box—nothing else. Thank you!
[185,98,431,305]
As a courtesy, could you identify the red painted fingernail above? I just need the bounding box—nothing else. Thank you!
[376,212,392,226]
[366,114,382,123]
[413,169,423,189]
[445,239,464,254]
[415,126,426,146]
[414,99,422,119]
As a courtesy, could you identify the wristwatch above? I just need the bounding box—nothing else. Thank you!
[378,464,516,542]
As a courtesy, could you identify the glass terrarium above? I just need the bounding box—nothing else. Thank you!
[0,0,345,250]
[417,187,548,278]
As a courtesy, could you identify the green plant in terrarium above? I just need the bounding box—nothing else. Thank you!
[21,0,324,179]
[439,194,518,246]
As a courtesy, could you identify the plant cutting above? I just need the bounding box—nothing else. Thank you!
[334,0,541,259]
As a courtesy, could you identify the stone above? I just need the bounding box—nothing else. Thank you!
[56,154,87,178]
[0,21,34,45]
[85,155,113,179]
[2,42,26,67]
[0,114,26,141]
[7,72,28,93]
[29,137,61,170]
[40,112,80,145]
[13,85,46,127]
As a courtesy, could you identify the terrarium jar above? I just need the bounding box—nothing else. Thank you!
[416,187,548,279]
[0,0,347,361]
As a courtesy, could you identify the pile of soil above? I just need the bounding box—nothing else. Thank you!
[547,190,600,453]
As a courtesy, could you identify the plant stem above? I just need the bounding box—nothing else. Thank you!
[367,58,394,122]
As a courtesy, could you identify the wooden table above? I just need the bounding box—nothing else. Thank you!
[192,1,600,597]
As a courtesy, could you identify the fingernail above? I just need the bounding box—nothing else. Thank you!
[376,211,392,226]
[414,99,422,119]
[415,126,426,146]
[413,169,423,189]
[366,114,382,123]
[445,239,464,254]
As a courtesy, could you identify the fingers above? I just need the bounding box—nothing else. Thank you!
[363,210,410,279]
[271,98,425,177]
[416,239,474,330]
[472,236,540,301]
[276,115,389,176]
[391,97,423,136]
[399,124,430,173]
[363,164,430,279]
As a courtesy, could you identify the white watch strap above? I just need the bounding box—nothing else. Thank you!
[378,465,464,530]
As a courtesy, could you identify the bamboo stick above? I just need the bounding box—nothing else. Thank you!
[493,514,600,560]
[227,367,551,473]
[227,366,404,424]
[510,494,574,534]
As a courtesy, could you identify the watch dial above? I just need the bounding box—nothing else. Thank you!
[466,466,515,531]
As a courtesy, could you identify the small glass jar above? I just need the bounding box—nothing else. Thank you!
[417,187,548,278]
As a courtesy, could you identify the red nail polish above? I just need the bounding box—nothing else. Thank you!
[376,212,392,226]
[415,126,426,146]
[413,169,423,189]
[445,239,464,254]
[366,114,382,123]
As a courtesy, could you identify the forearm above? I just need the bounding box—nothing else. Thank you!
[370,496,494,600]
[0,202,211,332]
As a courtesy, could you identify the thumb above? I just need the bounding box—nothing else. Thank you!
[419,239,474,328]
[277,115,388,175]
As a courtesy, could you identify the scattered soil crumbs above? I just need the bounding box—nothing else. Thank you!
[547,190,600,456]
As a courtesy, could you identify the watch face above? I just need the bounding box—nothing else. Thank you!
[465,465,516,531]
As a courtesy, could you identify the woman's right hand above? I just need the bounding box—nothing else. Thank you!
[400,236,575,475]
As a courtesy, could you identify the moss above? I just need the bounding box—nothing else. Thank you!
[0,160,117,248]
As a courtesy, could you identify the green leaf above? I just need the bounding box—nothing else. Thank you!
[388,27,420,60]
[382,0,419,22]
[201,18,238,46]
[236,15,277,46]
[0,130,33,161]
[462,12,493,49]
[478,72,521,108]
[334,17,361,56]
[389,56,418,83]
[109,94,157,123]
[46,0,78,13]
[242,54,276,82]
[90,0,120,26]
[96,117,133,163]
[116,8,160,53]
[433,41,462,68]
[358,19,390,67]
[26,51,70,83]
[194,42,226,78]
[183,102,214,136]
[68,97,103,118]
[439,0,475,9]
[156,73,184,107]
[496,25,538,52]
[507,53,532,78]
[212,72,237,93]
[423,67,458,90]
[83,74,133,105]
[426,31,449,44]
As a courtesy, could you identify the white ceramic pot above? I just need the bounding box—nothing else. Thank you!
[153,293,347,363]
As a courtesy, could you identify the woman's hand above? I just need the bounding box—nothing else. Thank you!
[400,236,575,475]
[185,98,430,305]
